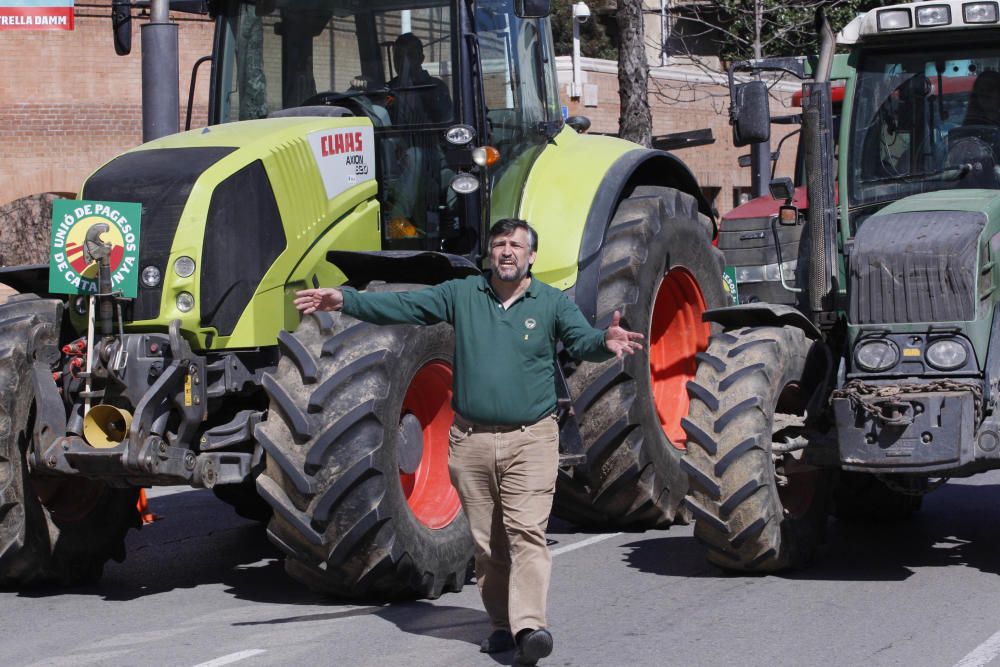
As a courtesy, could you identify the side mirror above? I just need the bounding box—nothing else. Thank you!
[768,177,794,203]
[566,116,591,133]
[731,80,771,147]
[515,0,551,19]
[111,0,132,56]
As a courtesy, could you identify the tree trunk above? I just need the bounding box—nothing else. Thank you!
[0,194,59,266]
[616,0,651,147]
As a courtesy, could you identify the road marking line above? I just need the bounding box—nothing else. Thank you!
[550,532,622,557]
[954,629,1000,667]
[192,649,267,667]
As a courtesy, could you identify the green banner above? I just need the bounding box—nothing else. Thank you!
[722,266,739,305]
[49,200,142,298]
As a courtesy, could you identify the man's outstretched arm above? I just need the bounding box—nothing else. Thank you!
[294,282,454,326]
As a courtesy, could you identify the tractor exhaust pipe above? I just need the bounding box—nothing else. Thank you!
[801,9,837,319]
[141,0,179,141]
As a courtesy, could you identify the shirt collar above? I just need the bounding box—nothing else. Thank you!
[480,271,537,299]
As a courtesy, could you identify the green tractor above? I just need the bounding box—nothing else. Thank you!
[0,0,726,596]
[683,0,1000,571]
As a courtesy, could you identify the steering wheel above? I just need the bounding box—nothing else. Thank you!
[947,125,1000,185]
[299,90,390,127]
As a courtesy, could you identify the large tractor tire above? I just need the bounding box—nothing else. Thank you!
[681,325,832,571]
[256,289,472,600]
[832,472,924,522]
[0,295,140,587]
[554,186,727,529]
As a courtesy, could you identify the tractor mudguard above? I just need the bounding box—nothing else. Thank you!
[326,250,480,287]
[573,150,716,325]
[0,264,51,297]
[517,125,714,304]
[703,303,823,339]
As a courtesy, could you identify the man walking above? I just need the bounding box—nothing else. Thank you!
[294,219,643,665]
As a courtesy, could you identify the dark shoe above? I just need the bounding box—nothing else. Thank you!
[479,629,515,653]
[514,628,553,665]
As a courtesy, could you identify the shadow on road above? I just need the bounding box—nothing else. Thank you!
[619,482,1000,582]
[14,489,326,606]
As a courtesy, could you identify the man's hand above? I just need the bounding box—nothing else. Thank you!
[294,287,344,315]
[605,310,644,359]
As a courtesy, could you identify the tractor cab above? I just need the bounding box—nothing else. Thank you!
[208,0,562,257]
[846,44,1000,231]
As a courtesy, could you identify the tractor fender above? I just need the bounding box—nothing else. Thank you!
[702,303,823,339]
[325,250,480,287]
[517,127,714,304]
[0,264,51,297]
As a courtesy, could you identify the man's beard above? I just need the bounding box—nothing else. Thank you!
[495,262,530,283]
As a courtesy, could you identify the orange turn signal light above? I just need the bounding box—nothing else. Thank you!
[472,145,501,168]
[388,217,420,239]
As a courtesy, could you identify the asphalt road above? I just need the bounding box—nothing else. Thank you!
[6,473,1000,667]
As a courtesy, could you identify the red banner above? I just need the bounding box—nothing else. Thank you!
[0,6,73,30]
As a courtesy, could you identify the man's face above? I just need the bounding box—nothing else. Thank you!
[489,228,536,283]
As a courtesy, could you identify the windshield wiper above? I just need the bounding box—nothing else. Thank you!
[863,163,972,185]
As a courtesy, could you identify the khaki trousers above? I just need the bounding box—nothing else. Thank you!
[448,413,560,636]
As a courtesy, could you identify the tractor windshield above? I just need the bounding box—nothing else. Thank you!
[222,0,455,125]
[849,46,1000,209]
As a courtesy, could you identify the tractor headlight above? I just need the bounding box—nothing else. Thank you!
[855,339,899,372]
[141,265,161,288]
[450,172,479,194]
[877,8,912,30]
[916,4,951,26]
[964,2,999,23]
[174,256,196,278]
[926,339,968,370]
[176,291,195,313]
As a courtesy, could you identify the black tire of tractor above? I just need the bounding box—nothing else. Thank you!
[0,294,140,587]
[255,292,472,600]
[832,472,924,522]
[554,186,727,529]
[213,477,273,523]
[681,325,832,572]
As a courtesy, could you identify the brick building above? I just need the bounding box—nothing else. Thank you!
[0,1,214,209]
[558,55,798,216]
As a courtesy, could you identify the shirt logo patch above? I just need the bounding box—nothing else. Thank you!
[524,318,537,330]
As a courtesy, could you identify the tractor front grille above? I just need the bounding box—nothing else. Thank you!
[82,147,235,321]
[849,211,985,325]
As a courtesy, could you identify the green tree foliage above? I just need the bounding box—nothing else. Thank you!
[551,0,617,59]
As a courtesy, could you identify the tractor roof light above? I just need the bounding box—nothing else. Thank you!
[916,4,951,26]
[877,8,912,31]
[445,124,475,146]
[450,172,479,194]
[964,2,999,23]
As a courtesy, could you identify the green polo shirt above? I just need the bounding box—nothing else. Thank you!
[341,273,613,425]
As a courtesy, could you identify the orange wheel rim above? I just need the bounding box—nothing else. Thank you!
[649,268,710,450]
[400,361,462,529]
